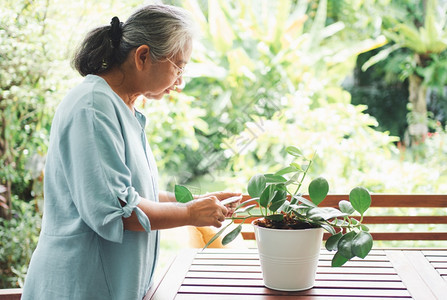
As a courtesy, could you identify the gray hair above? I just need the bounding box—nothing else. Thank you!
[72,4,196,76]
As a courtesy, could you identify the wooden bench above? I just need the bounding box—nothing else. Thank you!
[1,194,445,300]
[236,194,447,242]
[0,289,21,300]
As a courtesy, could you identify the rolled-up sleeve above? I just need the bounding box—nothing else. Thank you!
[59,102,150,243]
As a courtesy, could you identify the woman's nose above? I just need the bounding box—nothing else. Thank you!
[175,77,186,90]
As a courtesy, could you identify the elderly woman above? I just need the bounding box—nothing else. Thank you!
[22,4,240,300]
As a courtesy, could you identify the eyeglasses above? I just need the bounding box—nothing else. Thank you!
[165,57,185,78]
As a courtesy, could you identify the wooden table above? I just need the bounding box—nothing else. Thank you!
[145,248,447,300]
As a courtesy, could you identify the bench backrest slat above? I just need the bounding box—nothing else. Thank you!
[236,194,447,241]
[322,194,447,207]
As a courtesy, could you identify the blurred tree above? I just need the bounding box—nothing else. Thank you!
[348,48,410,139]
[0,0,54,219]
[0,0,143,217]
[362,0,447,145]
[155,0,387,190]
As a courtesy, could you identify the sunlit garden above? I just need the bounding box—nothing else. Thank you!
[1,0,447,289]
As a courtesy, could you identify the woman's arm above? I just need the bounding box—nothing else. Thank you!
[122,195,228,231]
[158,190,242,203]
[159,190,176,202]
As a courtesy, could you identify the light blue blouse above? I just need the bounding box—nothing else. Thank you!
[22,75,159,300]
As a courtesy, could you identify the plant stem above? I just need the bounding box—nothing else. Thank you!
[228,214,264,221]
[293,152,315,197]
[228,216,256,220]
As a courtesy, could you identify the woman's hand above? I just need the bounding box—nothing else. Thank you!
[186,196,229,228]
[125,191,243,231]
[196,191,242,217]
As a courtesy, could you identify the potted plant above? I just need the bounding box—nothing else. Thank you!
[175,146,373,291]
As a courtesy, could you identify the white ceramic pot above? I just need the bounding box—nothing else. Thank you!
[253,221,324,291]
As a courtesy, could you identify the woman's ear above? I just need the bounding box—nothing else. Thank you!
[134,45,151,71]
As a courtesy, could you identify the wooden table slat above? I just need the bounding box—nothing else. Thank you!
[403,250,447,300]
[186,271,403,281]
[146,249,196,300]
[427,256,447,262]
[198,248,388,255]
[423,250,447,256]
[194,254,390,261]
[189,265,398,274]
[177,286,411,297]
[385,250,438,300]
[182,278,407,289]
[192,258,393,268]
[196,251,388,258]
[175,296,411,300]
[431,262,447,268]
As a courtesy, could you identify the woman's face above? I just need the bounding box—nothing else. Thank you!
[141,45,192,100]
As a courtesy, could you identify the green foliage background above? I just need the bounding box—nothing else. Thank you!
[1,0,447,288]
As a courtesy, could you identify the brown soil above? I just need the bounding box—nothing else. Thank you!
[254,214,319,230]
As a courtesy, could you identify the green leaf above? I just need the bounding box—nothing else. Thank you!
[222,224,242,245]
[321,223,336,235]
[290,163,303,171]
[269,198,286,212]
[362,43,400,71]
[290,195,299,205]
[203,221,233,250]
[361,224,370,231]
[307,207,347,221]
[292,207,311,217]
[306,207,324,221]
[260,185,276,208]
[285,172,301,185]
[276,184,288,191]
[325,232,343,251]
[274,166,299,176]
[174,185,194,203]
[264,174,287,183]
[349,187,371,215]
[269,200,285,213]
[308,177,329,205]
[220,196,242,206]
[235,204,257,214]
[280,201,291,213]
[332,251,350,267]
[330,219,350,227]
[350,218,360,226]
[352,231,373,259]
[269,189,287,212]
[235,198,258,211]
[247,174,266,198]
[265,214,284,221]
[339,200,355,214]
[337,231,356,259]
[290,204,312,210]
[286,146,303,157]
[293,195,317,207]
[322,207,348,219]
